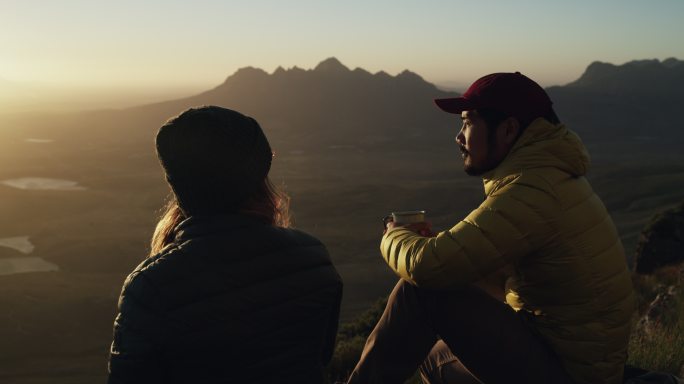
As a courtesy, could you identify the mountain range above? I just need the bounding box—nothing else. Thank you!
[5,56,683,158]
[119,56,684,153]
[119,57,457,152]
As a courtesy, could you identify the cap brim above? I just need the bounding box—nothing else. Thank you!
[434,97,476,114]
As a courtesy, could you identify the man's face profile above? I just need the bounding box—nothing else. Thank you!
[457,110,519,176]
[457,111,495,176]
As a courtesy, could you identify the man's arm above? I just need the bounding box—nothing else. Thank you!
[381,184,553,289]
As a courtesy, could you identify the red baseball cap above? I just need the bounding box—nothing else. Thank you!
[435,72,553,126]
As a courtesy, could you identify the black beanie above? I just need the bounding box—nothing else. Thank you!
[155,106,272,216]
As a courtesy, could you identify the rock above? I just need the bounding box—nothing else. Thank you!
[634,202,684,274]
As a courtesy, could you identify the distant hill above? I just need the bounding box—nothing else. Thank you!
[90,56,684,155]
[547,58,684,145]
[566,58,684,96]
[118,57,459,152]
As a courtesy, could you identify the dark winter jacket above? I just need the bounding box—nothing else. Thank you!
[108,214,343,384]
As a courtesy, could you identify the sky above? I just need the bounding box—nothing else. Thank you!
[1,0,683,108]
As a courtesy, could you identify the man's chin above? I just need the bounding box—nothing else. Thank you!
[464,165,486,177]
[463,161,496,177]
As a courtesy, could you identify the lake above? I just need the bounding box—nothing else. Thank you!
[0,257,59,276]
[1,177,85,191]
[0,236,35,254]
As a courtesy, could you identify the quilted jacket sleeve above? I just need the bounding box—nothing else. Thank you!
[381,182,554,289]
[108,272,165,384]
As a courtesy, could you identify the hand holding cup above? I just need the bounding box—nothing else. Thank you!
[383,210,435,237]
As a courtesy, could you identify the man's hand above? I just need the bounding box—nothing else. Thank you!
[384,221,436,237]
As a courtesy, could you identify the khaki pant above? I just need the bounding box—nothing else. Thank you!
[347,280,573,384]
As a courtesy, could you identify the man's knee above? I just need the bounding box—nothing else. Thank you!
[420,341,481,384]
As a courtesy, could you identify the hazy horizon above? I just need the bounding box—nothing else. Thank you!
[0,79,209,112]
[2,0,683,112]
[3,55,682,113]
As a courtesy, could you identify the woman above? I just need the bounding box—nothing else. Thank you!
[108,106,343,383]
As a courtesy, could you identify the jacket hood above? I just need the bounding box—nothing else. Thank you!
[483,118,590,196]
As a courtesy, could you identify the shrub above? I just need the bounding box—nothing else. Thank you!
[326,298,386,382]
[628,295,684,375]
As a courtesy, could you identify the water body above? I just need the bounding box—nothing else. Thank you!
[25,138,54,143]
[0,236,35,254]
[0,237,59,275]
[0,257,59,276]
[0,177,85,191]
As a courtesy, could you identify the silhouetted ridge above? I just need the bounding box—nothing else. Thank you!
[273,66,286,76]
[231,66,269,78]
[546,57,684,141]
[119,56,684,148]
[166,58,459,150]
[314,57,350,73]
[218,59,441,91]
[352,67,372,77]
[374,70,392,80]
[662,57,683,68]
[566,58,684,95]
[396,70,425,84]
[221,66,269,87]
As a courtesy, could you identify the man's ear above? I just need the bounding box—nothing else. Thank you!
[501,117,520,146]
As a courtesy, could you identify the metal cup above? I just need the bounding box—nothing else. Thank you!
[383,210,427,229]
[388,210,426,226]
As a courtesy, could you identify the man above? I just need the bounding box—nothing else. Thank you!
[348,73,635,384]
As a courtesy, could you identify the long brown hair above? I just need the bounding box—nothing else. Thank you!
[149,177,291,256]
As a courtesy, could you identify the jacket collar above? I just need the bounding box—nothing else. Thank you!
[482,118,591,196]
[174,213,269,243]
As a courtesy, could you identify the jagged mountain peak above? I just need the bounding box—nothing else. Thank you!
[397,69,424,82]
[234,66,269,76]
[223,66,269,85]
[374,70,392,79]
[314,57,350,73]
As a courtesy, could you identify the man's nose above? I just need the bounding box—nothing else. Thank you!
[456,129,465,146]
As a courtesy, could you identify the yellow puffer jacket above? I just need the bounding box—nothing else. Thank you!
[381,118,636,384]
